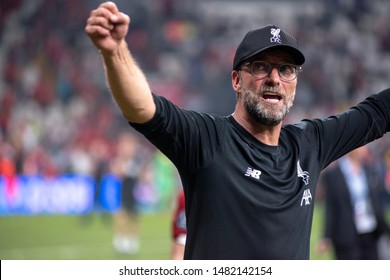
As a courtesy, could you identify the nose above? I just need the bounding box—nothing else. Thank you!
[266,67,281,85]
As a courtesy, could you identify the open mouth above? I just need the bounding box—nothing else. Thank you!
[262,93,282,104]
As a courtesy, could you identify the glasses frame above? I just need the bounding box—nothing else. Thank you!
[242,61,302,82]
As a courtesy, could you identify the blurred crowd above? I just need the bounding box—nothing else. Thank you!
[1,0,390,201]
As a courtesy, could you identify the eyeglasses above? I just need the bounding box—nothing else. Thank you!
[242,61,302,81]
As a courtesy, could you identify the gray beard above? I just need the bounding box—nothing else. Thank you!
[241,87,295,127]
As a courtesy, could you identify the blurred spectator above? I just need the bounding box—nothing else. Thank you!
[171,189,186,260]
[318,146,390,259]
[133,160,159,213]
[0,139,17,198]
[110,132,143,255]
[89,138,111,211]
[379,145,390,211]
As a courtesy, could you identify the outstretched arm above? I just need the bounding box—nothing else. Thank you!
[85,1,155,123]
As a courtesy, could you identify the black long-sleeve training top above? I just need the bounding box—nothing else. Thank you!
[131,88,390,259]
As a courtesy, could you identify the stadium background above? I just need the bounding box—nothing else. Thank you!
[1,0,390,259]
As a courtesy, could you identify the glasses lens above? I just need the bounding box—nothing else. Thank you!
[248,61,299,81]
[251,62,271,79]
[279,64,298,81]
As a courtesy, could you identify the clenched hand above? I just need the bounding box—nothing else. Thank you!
[85,1,130,55]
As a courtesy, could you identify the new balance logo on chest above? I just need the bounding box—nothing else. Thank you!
[245,167,262,179]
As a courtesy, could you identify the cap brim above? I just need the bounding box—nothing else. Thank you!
[236,45,305,69]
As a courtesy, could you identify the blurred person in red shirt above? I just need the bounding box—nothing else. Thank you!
[171,189,186,259]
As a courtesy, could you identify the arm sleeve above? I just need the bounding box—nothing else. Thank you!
[130,94,226,171]
[301,88,390,169]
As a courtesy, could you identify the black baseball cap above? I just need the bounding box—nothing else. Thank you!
[233,25,305,70]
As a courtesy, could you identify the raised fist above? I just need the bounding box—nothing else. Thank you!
[85,1,130,54]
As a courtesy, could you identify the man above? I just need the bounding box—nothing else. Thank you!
[318,146,390,259]
[85,2,390,259]
[110,132,142,255]
[171,190,187,260]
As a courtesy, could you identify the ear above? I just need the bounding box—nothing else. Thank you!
[231,70,241,93]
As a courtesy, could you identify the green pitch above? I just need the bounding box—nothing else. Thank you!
[0,213,171,260]
[0,205,333,260]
